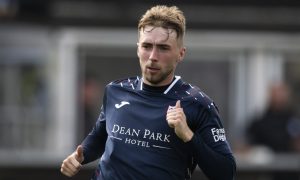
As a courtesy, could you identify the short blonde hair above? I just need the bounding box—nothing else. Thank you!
[138,5,186,44]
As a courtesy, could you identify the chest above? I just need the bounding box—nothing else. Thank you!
[109,91,173,134]
[104,88,196,150]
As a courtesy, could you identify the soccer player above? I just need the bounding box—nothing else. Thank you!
[61,5,236,180]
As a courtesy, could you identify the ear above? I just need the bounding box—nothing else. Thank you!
[137,43,140,58]
[178,47,186,62]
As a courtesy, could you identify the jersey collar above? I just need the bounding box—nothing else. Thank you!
[138,76,182,95]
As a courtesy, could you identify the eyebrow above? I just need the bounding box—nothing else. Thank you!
[141,41,171,47]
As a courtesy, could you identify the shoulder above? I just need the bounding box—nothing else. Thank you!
[106,76,140,89]
[177,81,220,115]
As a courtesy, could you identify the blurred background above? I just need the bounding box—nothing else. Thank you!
[1,0,300,179]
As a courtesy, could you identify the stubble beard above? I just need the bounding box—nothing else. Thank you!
[143,67,173,86]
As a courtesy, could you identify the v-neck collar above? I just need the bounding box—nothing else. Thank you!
[138,76,182,95]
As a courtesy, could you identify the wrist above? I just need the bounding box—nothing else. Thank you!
[183,130,194,142]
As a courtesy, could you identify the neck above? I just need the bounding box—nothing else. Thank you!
[142,82,172,93]
[140,76,181,94]
[143,74,175,87]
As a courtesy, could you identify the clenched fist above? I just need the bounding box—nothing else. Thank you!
[61,145,84,177]
[166,100,194,142]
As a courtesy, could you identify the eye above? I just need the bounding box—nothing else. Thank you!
[161,46,170,50]
[141,43,152,50]
[158,45,170,51]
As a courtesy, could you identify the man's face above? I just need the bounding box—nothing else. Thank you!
[137,26,185,86]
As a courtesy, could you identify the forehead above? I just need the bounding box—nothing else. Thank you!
[139,26,178,44]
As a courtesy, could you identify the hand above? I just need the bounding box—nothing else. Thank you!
[166,100,194,142]
[61,145,84,177]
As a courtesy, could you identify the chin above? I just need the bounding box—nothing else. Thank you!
[147,77,165,86]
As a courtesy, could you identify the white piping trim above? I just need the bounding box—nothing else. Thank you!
[140,76,181,94]
[140,78,143,90]
[131,83,135,90]
[164,76,181,94]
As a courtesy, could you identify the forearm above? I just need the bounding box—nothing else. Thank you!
[187,134,236,180]
[81,121,107,164]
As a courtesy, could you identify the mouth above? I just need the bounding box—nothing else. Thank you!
[146,66,160,73]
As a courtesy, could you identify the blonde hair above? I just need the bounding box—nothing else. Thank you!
[138,5,186,44]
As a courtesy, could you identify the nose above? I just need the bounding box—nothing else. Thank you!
[149,47,159,61]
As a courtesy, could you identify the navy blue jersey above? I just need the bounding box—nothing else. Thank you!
[82,76,236,180]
